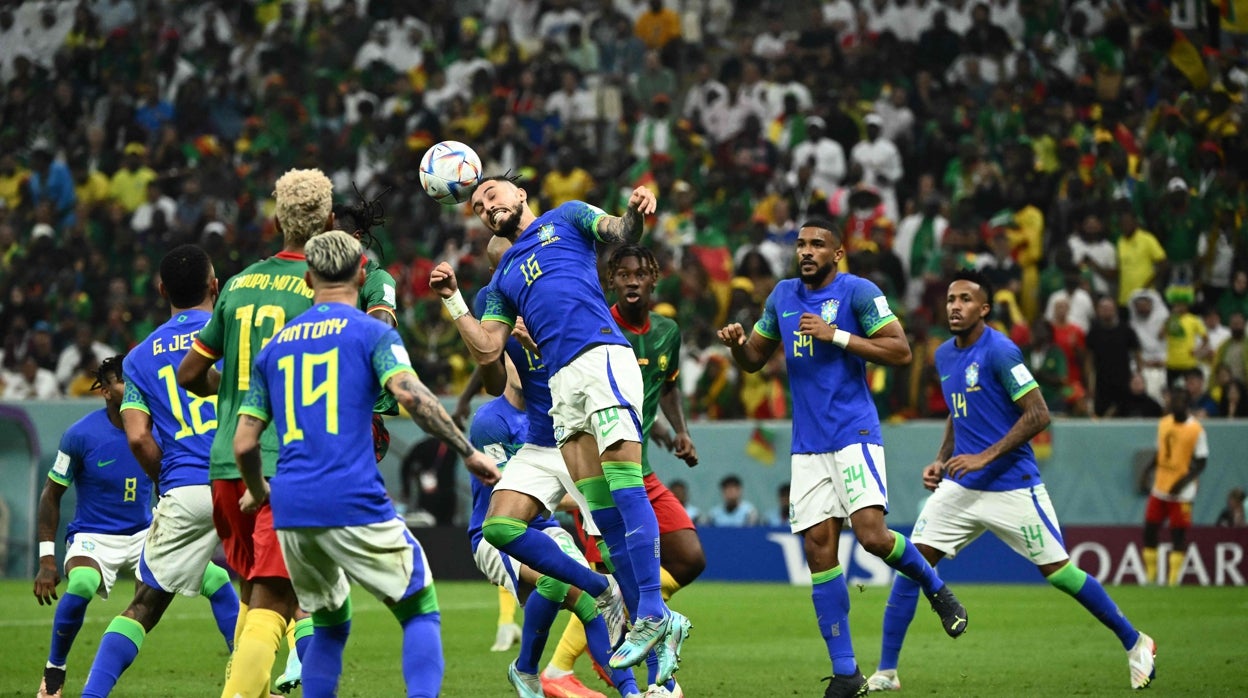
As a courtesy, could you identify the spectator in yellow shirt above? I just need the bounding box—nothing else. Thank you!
[635,0,682,52]
[540,148,595,208]
[71,159,112,214]
[1164,285,1208,386]
[0,153,28,210]
[1005,189,1044,322]
[109,143,157,212]
[1116,206,1169,307]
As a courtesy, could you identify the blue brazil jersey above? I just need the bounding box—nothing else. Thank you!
[474,284,557,448]
[482,201,630,375]
[240,302,413,528]
[49,409,153,537]
[121,310,217,493]
[467,395,559,552]
[935,326,1042,491]
[754,273,897,454]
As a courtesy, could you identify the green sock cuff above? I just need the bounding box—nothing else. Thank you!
[570,590,598,623]
[601,461,643,491]
[312,597,353,627]
[200,562,231,597]
[391,584,439,622]
[884,530,907,563]
[811,566,844,585]
[575,476,614,511]
[65,566,102,599]
[1046,562,1088,595]
[293,617,315,641]
[535,575,570,603]
[105,616,146,648]
[595,539,615,573]
[482,516,529,546]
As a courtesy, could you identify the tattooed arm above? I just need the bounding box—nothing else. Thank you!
[387,371,500,485]
[594,186,657,243]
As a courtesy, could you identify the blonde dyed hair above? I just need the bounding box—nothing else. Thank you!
[273,168,333,244]
[305,230,363,282]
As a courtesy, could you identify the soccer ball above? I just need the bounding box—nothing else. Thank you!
[419,140,483,205]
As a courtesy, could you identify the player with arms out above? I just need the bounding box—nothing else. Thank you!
[233,231,499,697]
[717,220,966,698]
[177,168,334,697]
[33,356,152,698]
[80,245,241,696]
[1143,387,1207,586]
[866,269,1155,692]
[433,177,689,676]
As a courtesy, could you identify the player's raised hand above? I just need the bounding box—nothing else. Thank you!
[33,560,60,605]
[464,450,502,486]
[922,461,945,491]
[799,314,838,342]
[673,432,699,467]
[512,317,540,356]
[627,186,658,216]
[717,323,747,346]
[429,262,459,299]
[944,452,990,479]
[239,482,269,513]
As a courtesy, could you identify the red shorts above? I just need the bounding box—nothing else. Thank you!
[1144,495,1192,529]
[575,472,698,565]
[211,479,289,581]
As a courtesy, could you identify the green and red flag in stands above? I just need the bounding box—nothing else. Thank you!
[746,424,776,466]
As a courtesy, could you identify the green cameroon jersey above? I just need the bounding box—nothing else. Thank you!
[193,252,314,479]
[360,258,400,415]
[611,306,682,476]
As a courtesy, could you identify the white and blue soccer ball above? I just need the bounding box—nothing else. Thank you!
[419,140,483,205]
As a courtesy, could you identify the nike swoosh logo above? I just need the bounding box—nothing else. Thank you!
[97,459,116,468]
[1028,549,1043,559]
[601,421,617,438]
[624,526,645,537]
[940,375,951,382]
[782,310,800,317]
[849,492,864,504]
[503,259,516,275]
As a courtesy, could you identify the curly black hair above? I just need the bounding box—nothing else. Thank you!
[606,244,661,283]
[90,354,126,391]
[334,181,390,259]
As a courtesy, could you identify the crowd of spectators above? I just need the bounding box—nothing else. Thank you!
[1,0,1247,423]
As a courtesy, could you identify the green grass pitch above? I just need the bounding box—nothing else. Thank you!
[1,579,1243,696]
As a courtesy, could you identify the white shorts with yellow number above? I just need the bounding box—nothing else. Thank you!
[548,344,644,452]
[790,444,889,533]
[911,479,1068,566]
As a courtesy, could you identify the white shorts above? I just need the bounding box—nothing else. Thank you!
[65,528,147,599]
[790,444,889,533]
[139,485,220,596]
[496,444,600,536]
[277,517,433,613]
[549,344,644,452]
[911,480,1068,566]
[472,526,586,600]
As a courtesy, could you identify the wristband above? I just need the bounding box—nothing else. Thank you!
[832,329,851,348]
[39,541,55,558]
[442,290,469,320]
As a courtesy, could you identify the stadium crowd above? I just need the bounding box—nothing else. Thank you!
[1,0,1247,422]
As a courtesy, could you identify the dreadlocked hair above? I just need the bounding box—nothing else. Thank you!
[607,243,661,281]
[91,354,126,391]
[334,181,391,259]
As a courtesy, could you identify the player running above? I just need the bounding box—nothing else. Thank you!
[433,178,687,676]
[717,220,966,698]
[80,245,240,696]
[1142,387,1207,587]
[233,231,498,697]
[34,356,152,698]
[866,269,1155,692]
[178,168,334,697]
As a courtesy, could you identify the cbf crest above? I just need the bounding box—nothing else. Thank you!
[965,362,980,388]
[538,223,560,246]
[820,299,840,324]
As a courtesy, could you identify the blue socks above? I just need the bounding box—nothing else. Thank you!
[879,573,921,671]
[81,617,145,697]
[303,620,351,698]
[882,530,943,595]
[400,612,444,698]
[600,462,664,620]
[518,588,562,674]
[580,607,640,695]
[200,563,240,651]
[48,588,93,666]
[1048,562,1139,650]
[812,566,857,676]
[484,516,609,598]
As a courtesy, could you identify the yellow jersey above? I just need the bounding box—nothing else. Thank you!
[1153,414,1207,502]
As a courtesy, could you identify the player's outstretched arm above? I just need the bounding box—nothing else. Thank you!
[429,262,511,365]
[234,414,270,512]
[595,186,657,243]
[34,479,68,605]
[121,409,163,484]
[946,389,1050,478]
[717,323,779,373]
[176,350,222,397]
[387,371,501,486]
[659,382,698,467]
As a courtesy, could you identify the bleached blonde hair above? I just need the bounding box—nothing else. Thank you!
[305,230,362,282]
[273,168,333,245]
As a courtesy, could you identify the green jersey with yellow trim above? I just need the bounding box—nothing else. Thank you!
[612,306,682,476]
